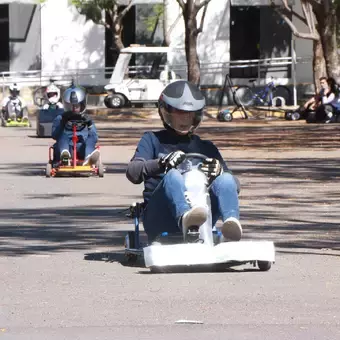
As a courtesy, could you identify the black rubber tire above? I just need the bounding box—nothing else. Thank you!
[104,95,111,108]
[108,94,126,108]
[291,112,301,121]
[235,86,254,106]
[257,261,272,271]
[306,111,317,124]
[98,163,104,178]
[45,163,52,178]
[127,231,135,248]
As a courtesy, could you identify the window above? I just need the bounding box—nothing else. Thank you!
[0,5,9,72]
[105,6,136,77]
[230,6,260,78]
[230,5,292,79]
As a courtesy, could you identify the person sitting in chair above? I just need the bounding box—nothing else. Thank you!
[51,85,99,166]
[126,80,242,244]
[1,83,29,122]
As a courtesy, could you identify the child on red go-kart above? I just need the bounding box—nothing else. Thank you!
[51,85,99,166]
[126,80,242,243]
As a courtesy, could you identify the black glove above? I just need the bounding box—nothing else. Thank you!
[159,151,186,172]
[200,158,223,182]
[82,114,93,128]
[61,114,69,126]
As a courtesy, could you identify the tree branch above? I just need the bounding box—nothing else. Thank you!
[274,8,319,40]
[301,0,316,34]
[118,0,134,20]
[197,3,208,34]
[195,0,211,11]
[99,19,111,30]
[165,12,182,45]
[277,0,307,24]
[176,0,185,10]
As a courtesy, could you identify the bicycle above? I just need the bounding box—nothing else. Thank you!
[235,77,291,107]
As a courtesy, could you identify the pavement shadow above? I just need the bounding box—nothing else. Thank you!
[0,162,129,177]
[0,205,132,257]
[95,121,340,149]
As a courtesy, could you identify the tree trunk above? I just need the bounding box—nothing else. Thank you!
[163,0,170,46]
[321,10,340,82]
[183,5,200,85]
[312,38,327,92]
[316,2,340,82]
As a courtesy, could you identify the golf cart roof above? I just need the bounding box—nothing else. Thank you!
[120,46,171,54]
[108,46,171,84]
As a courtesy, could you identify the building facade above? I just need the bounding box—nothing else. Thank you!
[0,0,314,89]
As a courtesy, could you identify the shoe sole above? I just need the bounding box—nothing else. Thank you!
[90,150,100,165]
[182,206,208,233]
[83,150,100,166]
[221,218,242,241]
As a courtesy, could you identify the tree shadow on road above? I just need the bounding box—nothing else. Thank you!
[0,162,128,177]
[96,121,340,150]
[0,205,133,257]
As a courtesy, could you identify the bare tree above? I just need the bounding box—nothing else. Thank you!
[72,0,134,58]
[175,0,211,85]
[272,0,340,90]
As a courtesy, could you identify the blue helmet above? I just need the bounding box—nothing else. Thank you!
[63,85,87,114]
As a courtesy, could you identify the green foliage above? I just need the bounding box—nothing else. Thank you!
[70,0,118,23]
[143,4,164,33]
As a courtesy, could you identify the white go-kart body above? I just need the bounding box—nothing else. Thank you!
[104,46,178,109]
[125,153,275,272]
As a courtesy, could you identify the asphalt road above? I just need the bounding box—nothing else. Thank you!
[0,118,339,340]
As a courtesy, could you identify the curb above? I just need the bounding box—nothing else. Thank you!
[28,105,294,121]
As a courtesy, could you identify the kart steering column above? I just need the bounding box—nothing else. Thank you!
[72,123,78,168]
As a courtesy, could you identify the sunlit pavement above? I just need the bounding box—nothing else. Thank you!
[0,117,339,340]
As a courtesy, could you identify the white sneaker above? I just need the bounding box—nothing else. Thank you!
[221,217,242,241]
[60,149,71,163]
[181,206,208,236]
[83,149,100,166]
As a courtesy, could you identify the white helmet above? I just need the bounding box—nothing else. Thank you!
[46,83,61,105]
[9,83,20,97]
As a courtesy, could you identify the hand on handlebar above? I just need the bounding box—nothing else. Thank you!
[200,158,223,181]
[159,151,185,172]
[81,114,93,128]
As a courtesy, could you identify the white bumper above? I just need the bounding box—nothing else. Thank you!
[143,241,275,268]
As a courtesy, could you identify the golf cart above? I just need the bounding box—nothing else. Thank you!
[104,46,178,108]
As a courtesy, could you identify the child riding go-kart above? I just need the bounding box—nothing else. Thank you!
[124,80,275,272]
[36,80,64,137]
[45,85,104,177]
[1,83,31,127]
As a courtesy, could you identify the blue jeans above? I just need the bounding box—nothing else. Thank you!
[143,169,239,241]
[55,130,97,161]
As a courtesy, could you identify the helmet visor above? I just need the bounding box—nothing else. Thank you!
[64,102,86,114]
[47,92,58,98]
[160,106,204,134]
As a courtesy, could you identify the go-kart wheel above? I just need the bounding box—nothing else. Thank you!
[291,112,300,121]
[222,112,233,122]
[257,260,271,271]
[125,231,138,263]
[45,163,52,178]
[98,163,104,177]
